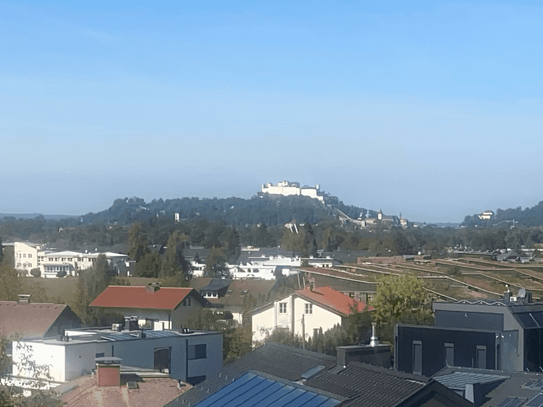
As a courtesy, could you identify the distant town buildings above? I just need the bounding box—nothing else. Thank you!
[13,241,128,277]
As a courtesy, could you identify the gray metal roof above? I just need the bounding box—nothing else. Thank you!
[434,371,508,390]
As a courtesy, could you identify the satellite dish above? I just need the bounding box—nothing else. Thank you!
[518,288,527,298]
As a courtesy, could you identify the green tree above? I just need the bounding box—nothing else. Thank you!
[161,231,190,280]
[205,246,228,277]
[74,254,115,324]
[221,227,241,261]
[371,274,432,328]
[0,263,23,301]
[134,251,161,278]
[0,338,63,407]
[127,223,148,261]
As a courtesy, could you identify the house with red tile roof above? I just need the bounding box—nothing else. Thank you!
[89,283,208,330]
[250,286,373,344]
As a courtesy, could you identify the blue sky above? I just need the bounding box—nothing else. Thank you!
[1,1,542,223]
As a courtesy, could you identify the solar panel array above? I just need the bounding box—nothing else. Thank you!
[194,372,341,407]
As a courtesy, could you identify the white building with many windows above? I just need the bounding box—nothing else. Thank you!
[13,242,128,278]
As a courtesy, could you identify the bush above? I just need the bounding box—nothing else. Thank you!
[30,268,41,278]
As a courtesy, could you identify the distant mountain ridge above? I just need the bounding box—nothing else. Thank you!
[0,213,77,220]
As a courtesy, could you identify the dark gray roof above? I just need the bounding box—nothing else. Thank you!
[192,371,343,407]
[305,362,430,406]
[199,279,233,292]
[166,342,337,407]
[434,371,508,391]
[434,367,543,407]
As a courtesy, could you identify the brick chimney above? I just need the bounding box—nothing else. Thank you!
[96,357,122,387]
[146,282,161,293]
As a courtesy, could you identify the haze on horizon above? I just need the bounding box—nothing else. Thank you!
[1,1,542,224]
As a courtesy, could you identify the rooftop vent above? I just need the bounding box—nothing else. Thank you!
[17,294,31,304]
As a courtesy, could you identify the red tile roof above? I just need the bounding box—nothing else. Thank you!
[60,375,191,407]
[0,302,79,339]
[295,286,373,316]
[89,286,193,310]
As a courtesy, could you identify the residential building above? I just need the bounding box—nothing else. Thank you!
[13,242,48,274]
[232,247,302,280]
[166,342,472,407]
[89,284,208,330]
[0,295,81,339]
[12,242,129,278]
[12,325,222,385]
[193,278,279,325]
[251,286,372,344]
[395,289,543,376]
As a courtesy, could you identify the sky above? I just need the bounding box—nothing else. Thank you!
[1,0,542,223]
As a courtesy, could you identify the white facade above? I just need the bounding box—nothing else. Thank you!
[12,328,222,384]
[14,242,129,278]
[232,255,301,280]
[252,294,342,344]
[479,210,495,220]
[261,181,324,202]
[14,242,48,274]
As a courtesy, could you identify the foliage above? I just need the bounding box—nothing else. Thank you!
[187,310,252,363]
[0,263,23,301]
[29,269,40,278]
[371,274,433,328]
[0,338,63,407]
[205,247,229,277]
[161,231,190,282]
[73,254,116,324]
[128,223,148,261]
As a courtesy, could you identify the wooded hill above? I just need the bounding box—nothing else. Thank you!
[79,194,366,226]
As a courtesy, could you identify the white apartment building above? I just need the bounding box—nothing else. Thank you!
[14,242,128,278]
[231,255,301,280]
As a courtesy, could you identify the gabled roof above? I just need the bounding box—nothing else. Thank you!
[295,287,373,316]
[200,279,233,293]
[306,362,473,407]
[192,371,343,407]
[89,286,201,310]
[0,301,81,339]
[434,366,543,407]
[166,342,337,407]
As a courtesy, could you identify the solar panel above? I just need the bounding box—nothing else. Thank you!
[523,380,538,389]
[497,397,525,407]
[533,381,543,390]
[526,393,543,407]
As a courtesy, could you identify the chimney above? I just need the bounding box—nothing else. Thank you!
[146,282,161,293]
[369,323,380,347]
[96,357,122,387]
[17,294,31,304]
[503,291,511,302]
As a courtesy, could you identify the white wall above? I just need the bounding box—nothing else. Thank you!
[14,332,223,383]
[251,294,343,344]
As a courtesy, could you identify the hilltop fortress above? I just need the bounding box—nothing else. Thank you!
[261,180,326,202]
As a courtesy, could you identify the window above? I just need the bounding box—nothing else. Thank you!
[444,343,454,366]
[188,344,207,360]
[279,302,287,314]
[412,341,422,375]
[28,254,32,258]
[182,297,192,306]
[476,345,487,369]
[305,303,313,315]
